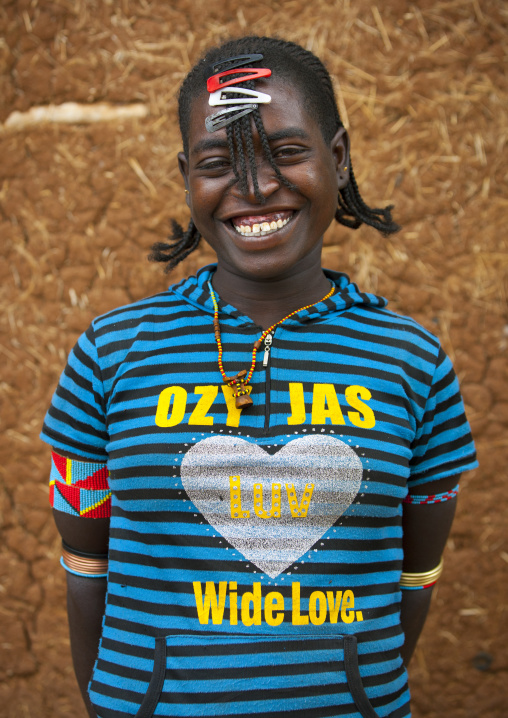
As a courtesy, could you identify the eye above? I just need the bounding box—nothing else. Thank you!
[272,145,308,163]
[197,157,231,173]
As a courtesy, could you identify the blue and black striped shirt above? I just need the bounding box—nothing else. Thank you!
[42,266,477,718]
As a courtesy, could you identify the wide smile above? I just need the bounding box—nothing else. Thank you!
[229,210,296,237]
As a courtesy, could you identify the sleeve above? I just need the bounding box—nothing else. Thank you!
[408,345,478,488]
[40,324,109,461]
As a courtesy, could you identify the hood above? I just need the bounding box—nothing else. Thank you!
[171,264,387,327]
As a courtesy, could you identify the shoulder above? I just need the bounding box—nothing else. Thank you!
[87,266,213,346]
[90,289,179,334]
[85,288,199,352]
[342,303,442,365]
[356,303,438,338]
[325,270,442,361]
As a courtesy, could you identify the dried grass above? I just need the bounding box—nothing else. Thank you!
[1,102,149,132]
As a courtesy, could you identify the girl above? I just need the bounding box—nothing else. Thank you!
[42,36,477,718]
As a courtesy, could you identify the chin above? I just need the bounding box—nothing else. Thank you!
[227,251,319,284]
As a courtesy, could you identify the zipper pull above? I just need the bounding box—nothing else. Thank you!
[262,333,273,367]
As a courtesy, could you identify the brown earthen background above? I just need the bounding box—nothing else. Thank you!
[0,0,507,716]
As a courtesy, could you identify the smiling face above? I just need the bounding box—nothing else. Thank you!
[178,78,349,284]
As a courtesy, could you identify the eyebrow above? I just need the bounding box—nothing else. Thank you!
[265,128,310,142]
[192,137,229,155]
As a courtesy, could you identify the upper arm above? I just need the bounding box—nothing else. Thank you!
[402,473,461,572]
[408,345,477,488]
[402,342,477,571]
[50,448,111,554]
[42,327,112,555]
[41,325,109,461]
[53,510,110,554]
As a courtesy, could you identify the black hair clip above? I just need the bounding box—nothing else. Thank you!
[210,53,263,75]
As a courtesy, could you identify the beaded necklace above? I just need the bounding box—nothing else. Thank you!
[208,280,335,409]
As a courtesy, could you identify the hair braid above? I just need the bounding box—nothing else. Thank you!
[232,78,294,200]
[148,218,202,273]
[241,113,264,203]
[233,121,248,195]
[251,109,296,192]
[338,166,398,234]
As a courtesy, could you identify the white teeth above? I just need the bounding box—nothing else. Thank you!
[233,215,292,236]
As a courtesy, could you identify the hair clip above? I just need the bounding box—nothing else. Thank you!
[210,53,264,75]
[207,67,271,93]
[208,86,271,107]
[205,104,258,133]
[205,53,270,132]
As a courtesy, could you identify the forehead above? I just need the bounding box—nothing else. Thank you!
[186,77,324,156]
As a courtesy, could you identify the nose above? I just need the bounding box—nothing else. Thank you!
[233,155,281,204]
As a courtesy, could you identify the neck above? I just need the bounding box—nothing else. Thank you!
[211,263,332,331]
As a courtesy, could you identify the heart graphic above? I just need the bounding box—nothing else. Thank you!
[181,435,363,578]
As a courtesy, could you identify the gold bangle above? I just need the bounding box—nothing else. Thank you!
[61,546,108,576]
[400,558,443,588]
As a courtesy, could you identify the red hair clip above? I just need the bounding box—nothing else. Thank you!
[207,68,271,93]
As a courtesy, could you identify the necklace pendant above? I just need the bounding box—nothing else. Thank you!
[235,392,253,409]
[224,370,253,410]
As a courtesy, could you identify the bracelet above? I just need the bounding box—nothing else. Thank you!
[400,558,443,590]
[61,541,108,578]
[403,484,459,505]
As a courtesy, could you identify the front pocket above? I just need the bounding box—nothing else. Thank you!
[135,633,381,718]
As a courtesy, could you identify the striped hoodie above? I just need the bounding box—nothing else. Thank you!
[41,265,477,718]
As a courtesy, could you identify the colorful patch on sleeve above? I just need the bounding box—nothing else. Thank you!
[403,483,459,505]
[49,451,111,518]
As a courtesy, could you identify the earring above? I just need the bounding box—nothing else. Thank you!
[343,166,348,172]
[184,189,189,195]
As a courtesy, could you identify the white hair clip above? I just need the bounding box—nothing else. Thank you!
[208,87,271,107]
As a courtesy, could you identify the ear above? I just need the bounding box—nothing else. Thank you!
[330,127,350,189]
[178,151,191,206]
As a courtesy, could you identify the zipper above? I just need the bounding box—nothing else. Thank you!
[262,333,273,367]
[263,333,273,432]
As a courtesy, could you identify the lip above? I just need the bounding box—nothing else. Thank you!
[222,208,299,250]
[220,207,299,240]
[231,211,295,237]
[220,206,299,223]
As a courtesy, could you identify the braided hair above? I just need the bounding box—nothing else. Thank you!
[149,36,400,272]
